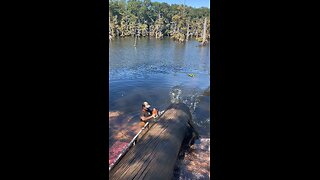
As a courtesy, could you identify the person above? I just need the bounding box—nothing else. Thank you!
[140,101,156,127]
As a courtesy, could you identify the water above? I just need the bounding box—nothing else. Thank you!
[109,37,210,179]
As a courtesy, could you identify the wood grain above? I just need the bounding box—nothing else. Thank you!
[109,103,192,180]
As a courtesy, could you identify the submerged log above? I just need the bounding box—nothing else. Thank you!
[109,103,193,180]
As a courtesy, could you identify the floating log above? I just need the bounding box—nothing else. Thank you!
[109,103,193,180]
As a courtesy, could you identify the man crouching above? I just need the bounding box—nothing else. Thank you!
[140,101,156,127]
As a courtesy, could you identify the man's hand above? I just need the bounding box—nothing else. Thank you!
[152,108,158,116]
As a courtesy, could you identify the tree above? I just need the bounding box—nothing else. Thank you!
[108,0,210,44]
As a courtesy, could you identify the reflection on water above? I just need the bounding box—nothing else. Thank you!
[109,37,210,179]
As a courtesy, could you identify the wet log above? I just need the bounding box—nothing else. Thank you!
[109,103,193,180]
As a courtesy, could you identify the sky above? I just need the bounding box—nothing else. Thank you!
[152,0,210,8]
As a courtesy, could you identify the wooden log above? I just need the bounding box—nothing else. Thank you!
[109,103,193,180]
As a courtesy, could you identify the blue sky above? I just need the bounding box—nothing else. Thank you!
[153,0,210,8]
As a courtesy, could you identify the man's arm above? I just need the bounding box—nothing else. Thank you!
[140,114,155,122]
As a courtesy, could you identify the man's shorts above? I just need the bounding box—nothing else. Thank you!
[139,121,146,128]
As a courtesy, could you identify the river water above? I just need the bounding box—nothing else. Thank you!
[109,37,210,179]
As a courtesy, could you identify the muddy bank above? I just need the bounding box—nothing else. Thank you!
[173,138,210,179]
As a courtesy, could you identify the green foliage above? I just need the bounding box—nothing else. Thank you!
[109,0,210,43]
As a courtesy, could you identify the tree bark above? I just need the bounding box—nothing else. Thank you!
[186,22,190,41]
[109,11,111,34]
[201,17,207,46]
[109,103,193,180]
[109,11,113,40]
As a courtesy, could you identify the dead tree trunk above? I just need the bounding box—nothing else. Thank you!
[109,11,112,41]
[201,17,207,46]
[109,103,193,180]
[186,21,190,41]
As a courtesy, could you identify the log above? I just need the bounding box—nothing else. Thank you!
[109,103,193,180]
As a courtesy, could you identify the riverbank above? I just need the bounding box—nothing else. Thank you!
[173,138,210,179]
